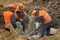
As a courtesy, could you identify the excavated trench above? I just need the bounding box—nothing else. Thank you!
[0,0,60,40]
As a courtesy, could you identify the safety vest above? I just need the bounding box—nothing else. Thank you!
[14,6,20,18]
[3,11,13,28]
[14,6,24,19]
[39,10,52,24]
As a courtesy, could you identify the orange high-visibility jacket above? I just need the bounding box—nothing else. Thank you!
[39,10,52,24]
[3,11,13,28]
[14,6,22,19]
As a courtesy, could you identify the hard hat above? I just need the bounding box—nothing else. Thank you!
[8,4,16,8]
[18,3,24,9]
[32,10,36,15]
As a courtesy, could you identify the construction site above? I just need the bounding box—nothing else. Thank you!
[0,0,60,40]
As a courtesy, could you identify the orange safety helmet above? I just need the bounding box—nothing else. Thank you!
[18,3,24,9]
[8,4,16,8]
[32,10,36,15]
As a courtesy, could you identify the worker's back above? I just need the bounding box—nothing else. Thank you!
[39,10,52,24]
[3,11,13,28]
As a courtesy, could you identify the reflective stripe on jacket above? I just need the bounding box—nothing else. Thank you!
[39,10,52,24]
[3,11,13,28]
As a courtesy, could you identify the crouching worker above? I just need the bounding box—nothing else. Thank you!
[14,3,27,32]
[32,9,52,38]
[3,4,17,32]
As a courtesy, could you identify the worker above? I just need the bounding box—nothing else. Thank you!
[32,9,52,38]
[14,3,27,32]
[3,4,17,32]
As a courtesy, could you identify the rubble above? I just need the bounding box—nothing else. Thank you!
[0,0,60,40]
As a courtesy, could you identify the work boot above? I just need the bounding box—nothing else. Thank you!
[4,28,10,32]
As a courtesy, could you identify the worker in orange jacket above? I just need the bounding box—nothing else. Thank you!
[14,3,27,32]
[32,9,52,38]
[3,4,17,31]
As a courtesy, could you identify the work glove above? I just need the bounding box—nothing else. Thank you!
[35,17,40,22]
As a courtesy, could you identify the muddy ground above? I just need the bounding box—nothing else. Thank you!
[0,0,60,40]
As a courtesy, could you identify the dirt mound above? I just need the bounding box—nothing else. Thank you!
[38,30,60,40]
[0,24,29,40]
[0,29,16,40]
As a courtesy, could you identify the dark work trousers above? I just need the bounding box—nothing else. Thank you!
[34,16,52,37]
[11,14,17,29]
[40,22,52,37]
[16,18,26,32]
